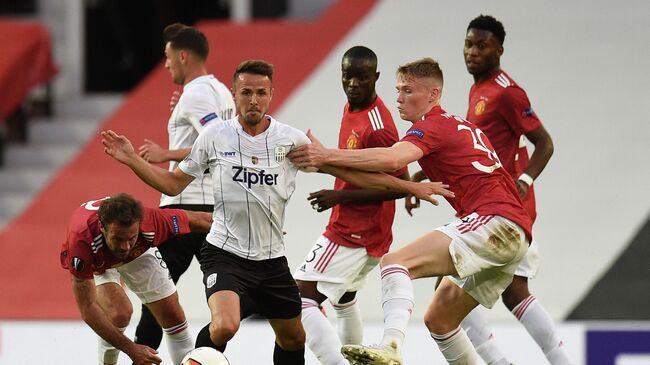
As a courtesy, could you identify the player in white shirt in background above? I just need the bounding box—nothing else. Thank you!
[131,23,236,355]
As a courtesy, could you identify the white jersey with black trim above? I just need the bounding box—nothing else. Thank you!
[178,115,310,261]
[161,74,235,207]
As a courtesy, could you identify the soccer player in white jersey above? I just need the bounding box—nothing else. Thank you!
[132,23,237,353]
[102,59,453,364]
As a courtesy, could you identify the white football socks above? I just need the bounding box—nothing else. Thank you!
[462,307,511,364]
[513,295,573,365]
[302,298,349,365]
[379,265,414,349]
[163,320,193,365]
[333,298,363,345]
[431,326,480,365]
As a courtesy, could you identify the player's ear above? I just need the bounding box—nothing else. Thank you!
[497,44,504,58]
[375,71,380,81]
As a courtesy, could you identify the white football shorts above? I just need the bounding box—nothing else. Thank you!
[515,238,539,278]
[436,213,529,308]
[94,247,176,304]
[294,235,380,303]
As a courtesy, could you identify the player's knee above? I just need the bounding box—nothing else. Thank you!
[108,308,132,328]
[276,326,306,351]
[209,318,239,344]
[379,252,401,268]
[424,308,456,335]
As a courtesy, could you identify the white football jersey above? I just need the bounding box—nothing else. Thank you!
[161,74,235,207]
[179,116,310,261]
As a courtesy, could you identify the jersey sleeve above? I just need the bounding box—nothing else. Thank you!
[401,120,441,155]
[61,235,95,280]
[291,128,311,148]
[499,87,542,135]
[178,90,225,132]
[178,127,211,178]
[145,207,191,246]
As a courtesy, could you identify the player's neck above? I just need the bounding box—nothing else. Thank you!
[473,65,501,85]
[348,94,377,112]
[238,115,271,137]
[183,66,209,86]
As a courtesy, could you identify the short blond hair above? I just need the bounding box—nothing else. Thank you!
[397,57,443,86]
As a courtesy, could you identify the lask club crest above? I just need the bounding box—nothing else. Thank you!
[274,145,288,163]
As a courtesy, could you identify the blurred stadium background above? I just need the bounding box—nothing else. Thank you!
[0,0,648,364]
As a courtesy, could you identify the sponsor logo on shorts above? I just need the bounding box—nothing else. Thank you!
[207,273,217,288]
[406,129,425,139]
[72,257,85,273]
[220,151,236,157]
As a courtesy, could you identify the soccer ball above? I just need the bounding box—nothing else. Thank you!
[181,347,230,365]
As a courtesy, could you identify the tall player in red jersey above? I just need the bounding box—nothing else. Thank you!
[290,58,532,365]
[293,46,409,365]
[459,15,572,365]
[60,193,212,365]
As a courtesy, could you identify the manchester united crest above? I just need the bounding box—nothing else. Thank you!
[474,99,487,116]
[346,130,360,149]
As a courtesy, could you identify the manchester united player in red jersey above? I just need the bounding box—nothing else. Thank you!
[459,15,571,365]
[290,58,532,365]
[293,46,409,365]
[60,193,212,365]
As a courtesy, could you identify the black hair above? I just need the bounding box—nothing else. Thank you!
[342,46,378,69]
[467,15,506,45]
[163,23,209,60]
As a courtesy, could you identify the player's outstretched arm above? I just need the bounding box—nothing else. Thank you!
[185,211,213,232]
[289,130,417,172]
[321,165,454,206]
[71,275,162,364]
[101,130,194,196]
[308,171,410,212]
[138,139,192,164]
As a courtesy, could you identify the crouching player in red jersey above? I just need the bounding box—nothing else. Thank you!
[290,58,532,365]
[60,193,212,365]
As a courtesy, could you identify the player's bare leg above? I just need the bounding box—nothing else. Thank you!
[206,290,241,348]
[426,277,480,364]
[146,291,193,364]
[269,316,306,364]
[96,282,132,365]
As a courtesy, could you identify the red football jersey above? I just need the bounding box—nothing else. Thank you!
[323,97,407,257]
[402,105,533,240]
[60,198,191,279]
[467,70,542,222]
